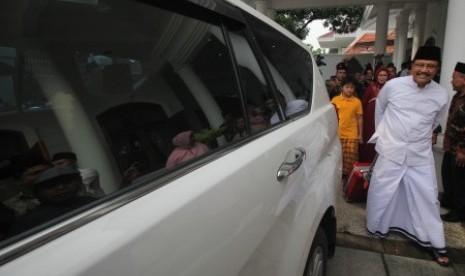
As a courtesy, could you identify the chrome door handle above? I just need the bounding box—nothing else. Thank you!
[276,147,306,181]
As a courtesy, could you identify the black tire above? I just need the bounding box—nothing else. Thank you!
[303,227,328,276]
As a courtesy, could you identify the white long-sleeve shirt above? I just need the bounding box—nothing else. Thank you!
[369,76,448,166]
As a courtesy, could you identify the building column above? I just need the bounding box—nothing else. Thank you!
[374,1,390,58]
[255,0,275,19]
[176,65,226,146]
[266,9,276,19]
[436,0,449,49]
[26,50,120,192]
[394,9,410,69]
[393,15,400,65]
[411,4,426,57]
[176,66,224,130]
[423,2,435,42]
[440,0,465,126]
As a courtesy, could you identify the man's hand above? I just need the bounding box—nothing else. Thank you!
[455,150,465,167]
[432,133,438,145]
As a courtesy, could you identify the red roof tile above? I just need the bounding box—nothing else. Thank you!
[319,31,335,39]
[344,31,395,54]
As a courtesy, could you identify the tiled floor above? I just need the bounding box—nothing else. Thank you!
[336,232,465,264]
[327,246,464,276]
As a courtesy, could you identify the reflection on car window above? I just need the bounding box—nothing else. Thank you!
[228,28,277,129]
[0,0,251,245]
[243,13,314,119]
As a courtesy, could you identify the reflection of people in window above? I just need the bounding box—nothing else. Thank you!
[0,203,15,240]
[165,131,209,169]
[232,118,246,142]
[8,167,96,236]
[247,104,268,133]
[52,152,105,198]
[3,153,52,217]
[270,94,309,124]
[219,115,249,142]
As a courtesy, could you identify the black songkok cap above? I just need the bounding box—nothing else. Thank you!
[341,76,356,87]
[52,152,77,162]
[336,62,347,70]
[454,62,465,74]
[10,153,51,178]
[413,46,441,62]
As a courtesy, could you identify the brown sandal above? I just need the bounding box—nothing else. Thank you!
[430,249,451,267]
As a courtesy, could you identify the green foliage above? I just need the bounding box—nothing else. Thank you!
[274,12,309,40]
[274,7,364,40]
[306,44,325,56]
[193,128,223,143]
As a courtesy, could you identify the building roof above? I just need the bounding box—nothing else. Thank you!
[319,31,335,39]
[344,30,395,54]
[317,31,357,51]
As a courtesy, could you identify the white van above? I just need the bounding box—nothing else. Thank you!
[0,0,342,275]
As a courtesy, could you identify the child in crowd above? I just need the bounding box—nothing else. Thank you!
[331,77,363,180]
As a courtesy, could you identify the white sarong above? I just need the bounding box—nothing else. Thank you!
[366,154,446,252]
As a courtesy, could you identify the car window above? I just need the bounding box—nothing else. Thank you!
[242,13,314,120]
[227,28,279,131]
[0,0,267,249]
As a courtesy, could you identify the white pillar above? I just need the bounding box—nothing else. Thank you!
[176,66,224,130]
[394,9,410,69]
[26,51,120,193]
[255,0,275,19]
[177,66,226,146]
[374,1,390,57]
[393,15,400,65]
[255,0,267,14]
[440,0,465,128]
[436,0,449,49]
[411,5,426,57]
[266,9,276,20]
[423,3,435,42]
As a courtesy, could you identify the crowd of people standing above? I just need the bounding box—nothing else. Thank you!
[327,60,393,177]
[327,45,465,267]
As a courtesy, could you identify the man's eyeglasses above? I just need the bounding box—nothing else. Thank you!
[413,63,438,70]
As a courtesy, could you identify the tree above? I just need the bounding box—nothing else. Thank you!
[274,7,365,40]
[306,44,325,56]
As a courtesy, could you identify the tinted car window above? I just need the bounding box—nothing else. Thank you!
[243,13,314,120]
[0,0,268,246]
[227,28,279,131]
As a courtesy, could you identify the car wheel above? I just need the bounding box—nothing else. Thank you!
[303,227,328,276]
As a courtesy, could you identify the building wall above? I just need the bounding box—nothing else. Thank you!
[319,53,374,80]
